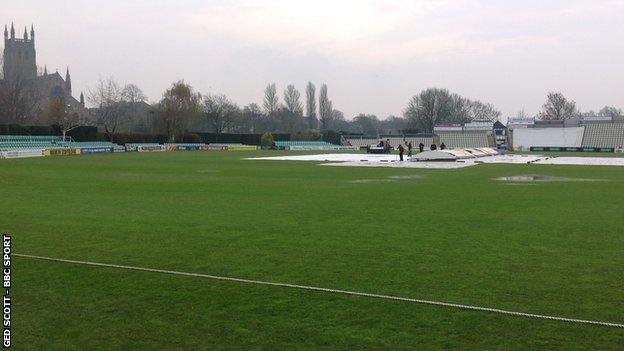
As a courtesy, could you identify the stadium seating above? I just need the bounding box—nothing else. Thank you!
[0,135,122,152]
[436,131,491,148]
[274,141,342,150]
[344,136,434,148]
[0,135,61,142]
[58,141,119,148]
[581,122,624,148]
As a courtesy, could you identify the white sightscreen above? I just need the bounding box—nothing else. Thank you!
[513,127,585,150]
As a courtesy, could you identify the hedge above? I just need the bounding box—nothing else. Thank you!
[194,133,291,145]
[0,125,293,146]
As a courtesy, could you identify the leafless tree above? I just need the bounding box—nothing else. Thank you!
[121,84,147,104]
[203,94,241,135]
[120,83,148,133]
[515,109,528,118]
[539,92,578,120]
[283,85,303,115]
[45,96,85,140]
[88,77,125,141]
[318,84,333,130]
[305,82,317,129]
[263,83,279,115]
[158,80,202,143]
[280,85,304,133]
[468,100,500,122]
[404,88,453,132]
[0,54,40,124]
[404,88,501,132]
[598,106,622,118]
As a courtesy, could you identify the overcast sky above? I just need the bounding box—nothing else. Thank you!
[4,0,624,121]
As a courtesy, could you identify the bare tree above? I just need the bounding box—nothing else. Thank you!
[280,85,304,133]
[468,100,501,122]
[283,85,303,115]
[203,94,240,135]
[157,80,201,143]
[539,92,578,120]
[263,83,279,115]
[598,106,622,118]
[318,84,333,130]
[120,83,148,133]
[404,88,453,132]
[515,109,528,118]
[404,88,501,132]
[45,96,85,140]
[0,74,40,124]
[88,77,125,142]
[305,82,317,129]
[121,84,147,104]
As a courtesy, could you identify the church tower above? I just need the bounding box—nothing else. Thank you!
[3,23,37,81]
[65,67,72,95]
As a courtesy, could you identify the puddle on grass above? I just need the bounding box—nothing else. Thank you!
[387,175,425,180]
[349,179,397,184]
[494,175,607,183]
[350,174,424,183]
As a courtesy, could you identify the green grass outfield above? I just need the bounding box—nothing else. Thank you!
[1,151,623,350]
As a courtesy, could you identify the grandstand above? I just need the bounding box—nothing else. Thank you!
[274,141,343,150]
[0,135,60,152]
[581,122,624,148]
[509,118,624,151]
[436,130,492,148]
[0,135,121,152]
[0,135,61,142]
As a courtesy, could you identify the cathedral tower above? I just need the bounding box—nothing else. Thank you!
[3,23,37,81]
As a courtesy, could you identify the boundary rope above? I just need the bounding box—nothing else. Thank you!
[15,253,624,329]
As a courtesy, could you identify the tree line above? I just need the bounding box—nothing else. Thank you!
[150,80,343,143]
[2,57,623,142]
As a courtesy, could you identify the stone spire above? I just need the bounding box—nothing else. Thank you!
[65,67,72,94]
[10,22,14,39]
[30,24,35,42]
[3,25,7,40]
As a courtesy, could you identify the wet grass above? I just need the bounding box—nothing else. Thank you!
[1,151,623,350]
